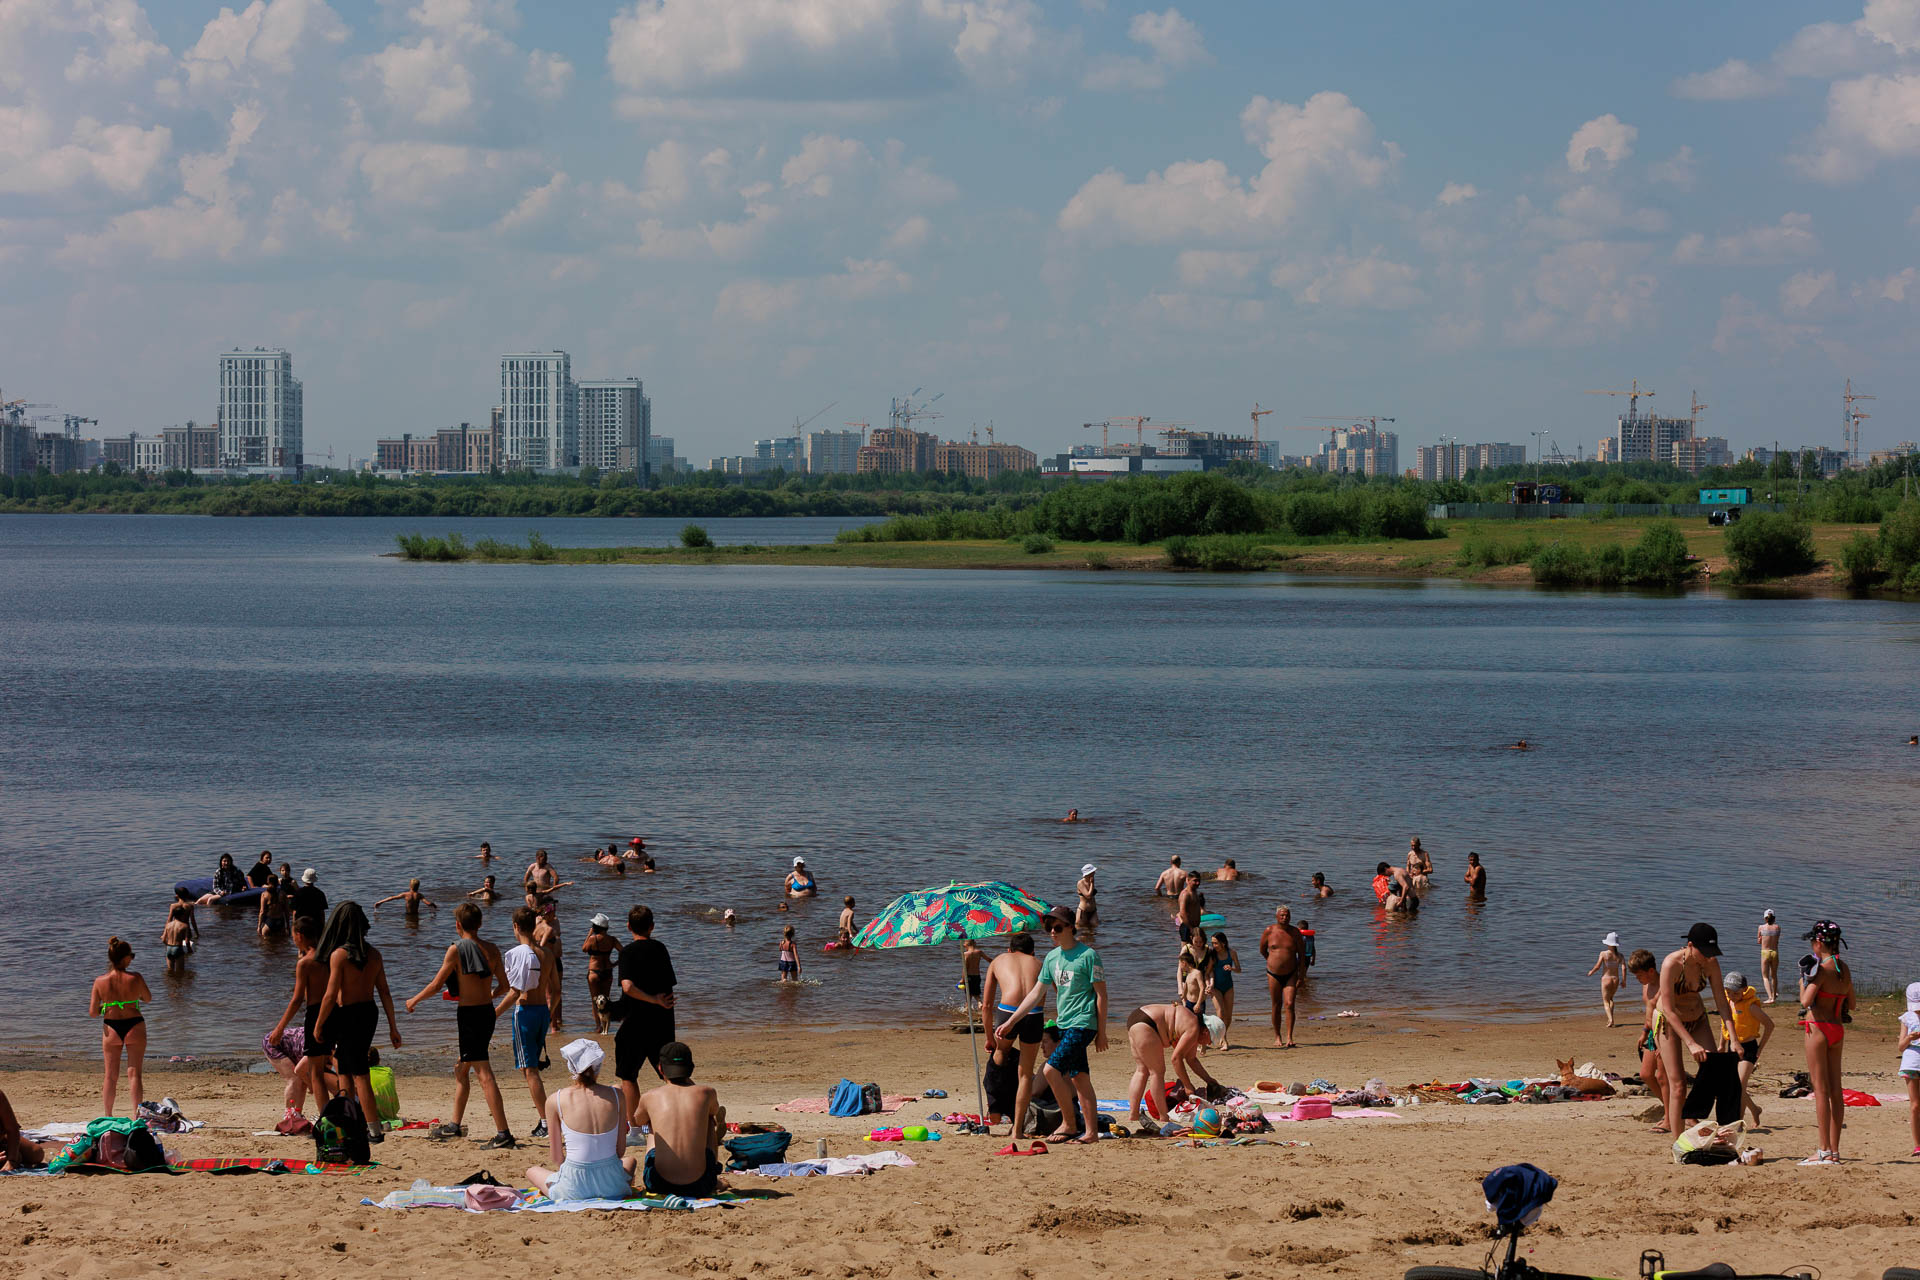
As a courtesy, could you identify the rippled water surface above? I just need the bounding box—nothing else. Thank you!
[4,513,1918,1057]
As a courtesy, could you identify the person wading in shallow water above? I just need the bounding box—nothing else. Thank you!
[1259,906,1305,1049]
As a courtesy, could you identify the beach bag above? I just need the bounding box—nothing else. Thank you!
[860,1082,883,1115]
[723,1131,793,1171]
[369,1065,401,1122]
[1289,1097,1334,1121]
[93,1123,167,1171]
[828,1078,865,1117]
[314,1094,371,1165]
[1672,1119,1744,1166]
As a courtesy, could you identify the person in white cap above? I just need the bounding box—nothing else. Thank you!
[1757,910,1782,1003]
[525,1038,636,1202]
[784,858,816,898]
[1075,864,1099,932]
[1898,981,1920,1158]
[581,914,618,1034]
[290,868,327,924]
[1587,933,1625,1026]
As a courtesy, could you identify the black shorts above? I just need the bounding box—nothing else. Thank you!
[1178,922,1195,944]
[327,1001,378,1075]
[616,1008,674,1081]
[643,1148,720,1199]
[997,1005,1044,1045]
[1739,1038,1759,1065]
[456,1003,496,1064]
[302,1003,332,1059]
[966,974,982,998]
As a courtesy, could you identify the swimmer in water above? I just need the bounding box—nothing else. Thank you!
[1062,809,1083,823]
[1463,852,1487,900]
[1214,859,1241,882]
[1510,739,1531,751]
[585,846,625,872]
[1310,872,1332,898]
[474,841,493,862]
[374,879,438,918]
[467,875,501,904]
[722,909,737,927]
[1909,736,1918,746]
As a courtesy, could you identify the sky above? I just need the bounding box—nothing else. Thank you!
[4,0,1920,467]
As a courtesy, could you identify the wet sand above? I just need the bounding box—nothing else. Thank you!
[7,1007,1919,1280]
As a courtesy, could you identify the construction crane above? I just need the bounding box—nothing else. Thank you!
[64,414,97,440]
[891,391,943,433]
[1250,403,1273,448]
[1689,390,1708,425]
[1082,419,1115,450]
[1843,379,1874,470]
[1305,414,1396,432]
[844,420,870,443]
[1585,378,1654,421]
[790,401,838,434]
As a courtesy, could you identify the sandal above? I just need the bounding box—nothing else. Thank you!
[1027,1141,1048,1155]
[995,1143,1020,1156]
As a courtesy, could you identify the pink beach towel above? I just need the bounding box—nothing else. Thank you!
[774,1094,916,1116]
[1266,1107,1404,1123]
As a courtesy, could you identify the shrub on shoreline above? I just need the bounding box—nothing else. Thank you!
[1725,512,1816,583]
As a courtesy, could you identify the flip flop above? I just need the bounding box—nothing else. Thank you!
[1027,1142,1048,1155]
[995,1143,1021,1156]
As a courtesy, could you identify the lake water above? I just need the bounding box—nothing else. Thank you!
[4,514,1918,1059]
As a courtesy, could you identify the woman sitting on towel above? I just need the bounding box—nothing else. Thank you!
[527,1038,638,1202]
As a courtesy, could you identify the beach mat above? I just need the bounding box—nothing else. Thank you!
[774,1094,916,1115]
[67,1157,377,1176]
[366,1185,739,1212]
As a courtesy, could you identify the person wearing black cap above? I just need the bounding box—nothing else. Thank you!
[633,1042,724,1199]
[1654,922,1735,1137]
[1797,919,1855,1166]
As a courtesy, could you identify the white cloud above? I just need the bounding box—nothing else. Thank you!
[1058,91,1396,245]
[1861,0,1920,54]
[781,134,870,196]
[182,0,350,92]
[1566,114,1635,172]
[0,108,171,196]
[1506,240,1657,346]
[524,50,572,100]
[1649,146,1696,189]
[1436,181,1477,206]
[1780,270,1836,313]
[1670,58,1780,101]
[370,37,477,127]
[886,214,932,251]
[1775,20,1891,78]
[1673,213,1819,265]
[357,142,533,210]
[606,0,1047,110]
[714,256,912,324]
[1075,9,1207,91]
[1712,293,1821,356]
[1283,252,1427,310]
[1854,265,1918,301]
[1793,73,1920,182]
[1173,248,1259,289]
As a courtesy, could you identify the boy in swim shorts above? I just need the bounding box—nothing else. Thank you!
[994,913,1107,1145]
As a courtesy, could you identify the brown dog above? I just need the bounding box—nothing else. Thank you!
[1557,1057,1615,1096]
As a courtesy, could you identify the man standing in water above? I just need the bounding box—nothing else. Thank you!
[1260,906,1306,1049]
[1463,853,1487,900]
[1176,872,1202,944]
[1154,856,1186,897]
[995,912,1108,1144]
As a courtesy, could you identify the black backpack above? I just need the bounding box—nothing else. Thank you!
[314,1094,371,1165]
[859,1082,883,1115]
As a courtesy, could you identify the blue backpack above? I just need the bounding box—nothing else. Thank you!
[723,1130,793,1171]
[827,1079,865,1117]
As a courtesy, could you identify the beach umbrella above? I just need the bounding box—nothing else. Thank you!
[852,880,1055,1129]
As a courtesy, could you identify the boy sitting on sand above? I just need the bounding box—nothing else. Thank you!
[633,1042,725,1198]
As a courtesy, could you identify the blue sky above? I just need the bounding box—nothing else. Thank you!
[4,0,1918,465]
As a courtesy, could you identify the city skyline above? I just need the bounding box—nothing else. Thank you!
[4,2,1919,464]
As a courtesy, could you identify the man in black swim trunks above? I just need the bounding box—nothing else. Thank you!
[615,904,677,1131]
[980,931,1045,1137]
[1259,906,1306,1049]
[406,903,516,1148]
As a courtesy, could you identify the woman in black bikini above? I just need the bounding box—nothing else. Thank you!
[89,936,152,1117]
[1654,922,1734,1137]
[314,902,402,1143]
[257,876,290,938]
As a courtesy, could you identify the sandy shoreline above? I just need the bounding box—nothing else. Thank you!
[8,1010,1918,1280]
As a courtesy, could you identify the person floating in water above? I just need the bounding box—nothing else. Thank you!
[1510,739,1532,751]
[1214,859,1241,882]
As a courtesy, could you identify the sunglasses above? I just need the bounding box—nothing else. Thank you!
[1046,922,1069,933]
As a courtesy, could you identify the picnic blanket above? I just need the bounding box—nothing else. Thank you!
[752,1152,915,1178]
[774,1094,916,1116]
[365,1183,735,1212]
[67,1157,377,1176]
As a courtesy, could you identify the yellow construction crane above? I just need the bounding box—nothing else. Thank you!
[1843,379,1874,469]
[1585,378,1654,420]
[1250,403,1273,447]
[1689,390,1708,424]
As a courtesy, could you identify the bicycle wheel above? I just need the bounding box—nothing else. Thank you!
[1403,1269,1491,1280]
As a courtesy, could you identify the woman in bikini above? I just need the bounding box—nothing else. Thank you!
[1757,910,1782,1004]
[1123,1003,1223,1124]
[1655,923,1735,1137]
[257,875,290,939]
[89,937,151,1116]
[1587,932,1625,1027]
[1207,932,1239,1049]
[581,914,619,1034]
[1797,919,1855,1166]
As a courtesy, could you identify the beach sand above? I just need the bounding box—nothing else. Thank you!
[7,1007,1918,1280]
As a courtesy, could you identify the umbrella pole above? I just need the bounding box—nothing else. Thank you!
[962,948,985,1131]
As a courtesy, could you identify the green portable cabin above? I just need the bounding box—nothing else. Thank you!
[1698,487,1751,506]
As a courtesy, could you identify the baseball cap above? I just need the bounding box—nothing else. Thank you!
[1762,909,1776,922]
[659,1041,695,1081]
[1722,970,1747,992]
[1684,922,1721,957]
[301,868,317,885]
[792,857,806,867]
[1080,863,1098,877]
[1906,981,1920,1012]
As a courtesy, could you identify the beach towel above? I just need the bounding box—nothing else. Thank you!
[775,1094,915,1115]
[365,1184,737,1212]
[751,1152,915,1178]
[1265,1107,1403,1123]
[67,1156,377,1176]
[1841,1089,1881,1107]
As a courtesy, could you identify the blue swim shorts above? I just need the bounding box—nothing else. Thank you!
[512,1004,551,1071]
[1047,1026,1095,1077]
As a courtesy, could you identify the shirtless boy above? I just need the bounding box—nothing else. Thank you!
[980,933,1045,1137]
[1259,906,1306,1049]
[405,902,516,1148]
[634,1042,725,1198]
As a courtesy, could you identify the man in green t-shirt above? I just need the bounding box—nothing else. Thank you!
[995,912,1108,1144]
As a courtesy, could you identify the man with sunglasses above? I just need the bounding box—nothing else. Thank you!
[995,912,1108,1144]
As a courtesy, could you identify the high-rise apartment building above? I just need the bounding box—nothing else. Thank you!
[857,426,940,474]
[1616,414,1692,465]
[372,422,503,473]
[1417,443,1464,482]
[500,352,577,470]
[578,378,651,478]
[1671,436,1731,475]
[218,348,303,470]
[1319,425,1397,477]
[931,441,1039,480]
[806,429,864,474]
[646,436,686,477]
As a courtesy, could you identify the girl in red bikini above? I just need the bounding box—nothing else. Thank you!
[1797,919,1854,1166]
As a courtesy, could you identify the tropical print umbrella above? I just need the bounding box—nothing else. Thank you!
[852,880,1054,950]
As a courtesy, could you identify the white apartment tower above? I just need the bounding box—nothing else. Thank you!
[577,378,652,479]
[806,429,864,475]
[218,348,303,470]
[500,352,578,470]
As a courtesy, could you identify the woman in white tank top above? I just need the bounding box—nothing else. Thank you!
[526,1039,637,1201]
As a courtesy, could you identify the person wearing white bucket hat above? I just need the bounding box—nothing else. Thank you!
[525,1037,637,1202]
[1075,864,1099,931]
[1587,933,1625,1026]
[1898,981,1920,1157]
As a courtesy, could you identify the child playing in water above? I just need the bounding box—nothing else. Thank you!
[1899,981,1920,1158]
[468,875,500,903]
[777,926,801,982]
[161,906,193,974]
